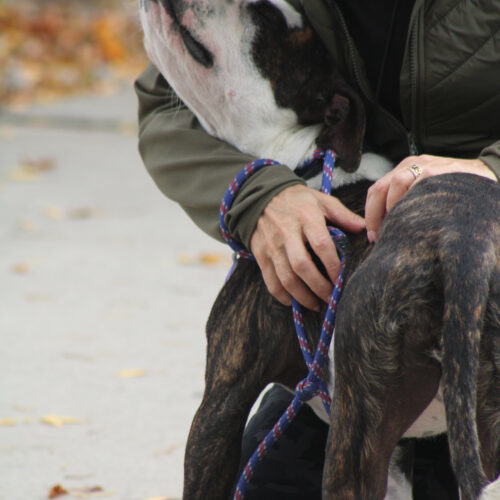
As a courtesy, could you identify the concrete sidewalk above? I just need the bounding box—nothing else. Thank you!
[0,88,230,500]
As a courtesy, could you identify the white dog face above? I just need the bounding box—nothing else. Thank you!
[140,0,324,167]
[139,0,392,180]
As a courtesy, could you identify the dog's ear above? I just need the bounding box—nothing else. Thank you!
[316,80,366,173]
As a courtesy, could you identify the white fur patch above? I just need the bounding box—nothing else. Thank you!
[480,476,500,499]
[403,385,447,438]
[259,0,303,28]
[385,446,413,500]
[306,152,393,189]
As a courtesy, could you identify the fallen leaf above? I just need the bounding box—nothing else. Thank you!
[41,414,80,427]
[24,157,56,173]
[117,369,146,379]
[11,262,32,274]
[44,206,66,220]
[18,219,39,233]
[177,253,196,265]
[0,418,17,426]
[69,208,94,219]
[8,158,55,182]
[13,404,35,412]
[70,486,115,499]
[178,252,231,267]
[8,165,40,182]
[48,484,68,498]
[199,252,230,266]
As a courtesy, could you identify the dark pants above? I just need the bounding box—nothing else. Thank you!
[237,385,458,499]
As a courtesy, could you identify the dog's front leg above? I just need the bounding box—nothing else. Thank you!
[183,259,307,500]
[183,376,262,500]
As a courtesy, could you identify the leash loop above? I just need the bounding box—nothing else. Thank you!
[219,149,346,500]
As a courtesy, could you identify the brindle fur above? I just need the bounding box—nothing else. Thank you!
[323,174,500,500]
[184,175,499,500]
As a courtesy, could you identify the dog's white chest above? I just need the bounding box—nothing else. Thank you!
[403,385,447,438]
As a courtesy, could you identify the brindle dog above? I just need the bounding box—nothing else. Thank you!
[139,1,500,498]
[185,174,499,500]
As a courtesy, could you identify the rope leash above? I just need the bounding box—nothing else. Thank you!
[219,149,346,500]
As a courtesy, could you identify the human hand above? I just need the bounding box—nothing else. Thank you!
[365,155,498,243]
[250,184,365,310]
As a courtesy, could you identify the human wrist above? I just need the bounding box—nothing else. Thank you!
[475,158,498,182]
[224,165,306,250]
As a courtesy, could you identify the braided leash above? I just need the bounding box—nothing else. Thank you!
[219,149,346,500]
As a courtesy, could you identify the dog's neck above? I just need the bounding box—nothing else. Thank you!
[226,120,393,189]
[304,152,393,190]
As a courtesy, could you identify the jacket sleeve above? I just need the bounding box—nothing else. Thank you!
[134,63,305,247]
[479,140,500,181]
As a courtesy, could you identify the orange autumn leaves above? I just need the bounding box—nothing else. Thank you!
[0,1,147,107]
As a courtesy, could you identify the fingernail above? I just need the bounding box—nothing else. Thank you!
[367,230,377,243]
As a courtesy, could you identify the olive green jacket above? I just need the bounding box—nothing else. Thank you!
[135,0,500,248]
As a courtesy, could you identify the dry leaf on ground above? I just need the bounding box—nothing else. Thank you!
[18,219,39,233]
[117,369,146,379]
[44,205,66,220]
[11,261,32,274]
[8,158,55,182]
[69,208,95,220]
[48,485,113,499]
[41,414,80,427]
[0,418,17,426]
[48,484,68,499]
[178,252,232,267]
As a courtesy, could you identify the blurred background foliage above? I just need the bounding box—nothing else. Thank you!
[0,0,147,108]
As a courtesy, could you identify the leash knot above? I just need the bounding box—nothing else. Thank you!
[295,377,321,403]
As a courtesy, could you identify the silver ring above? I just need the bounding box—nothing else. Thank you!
[408,164,423,180]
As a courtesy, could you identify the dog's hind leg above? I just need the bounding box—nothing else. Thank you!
[323,265,443,500]
[183,259,308,500]
[476,316,500,485]
[439,241,498,500]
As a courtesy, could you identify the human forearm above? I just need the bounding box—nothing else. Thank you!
[135,63,304,244]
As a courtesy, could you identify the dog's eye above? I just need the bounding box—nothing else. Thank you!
[180,27,214,68]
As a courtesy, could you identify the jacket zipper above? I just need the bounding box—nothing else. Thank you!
[332,3,371,102]
[408,4,424,155]
[333,2,420,157]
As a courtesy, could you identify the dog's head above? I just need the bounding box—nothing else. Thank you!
[139,0,365,172]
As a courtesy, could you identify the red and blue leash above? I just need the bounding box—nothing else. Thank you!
[219,149,346,499]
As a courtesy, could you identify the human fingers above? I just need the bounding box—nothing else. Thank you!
[385,167,418,212]
[250,200,318,308]
[273,248,322,310]
[319,193,366,233]
[300,222,340,296]
[286,231,334,304]
[365,176,393,242]
[252,239,292,306]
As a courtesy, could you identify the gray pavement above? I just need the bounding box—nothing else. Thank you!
[0,88,231,500]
